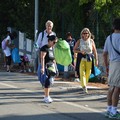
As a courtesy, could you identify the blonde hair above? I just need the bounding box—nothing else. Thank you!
[80,28,91,39]
[45,20,54,28]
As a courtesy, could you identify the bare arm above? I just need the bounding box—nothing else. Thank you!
[103,51,109,76]
[40,51,46,74]
[92,40,98,66]
[6,40,15,48]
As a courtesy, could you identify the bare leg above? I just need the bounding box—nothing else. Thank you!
[107,86,114,106]
[112,87,120,107]
[44,88,50,97]
[7,65,10,71]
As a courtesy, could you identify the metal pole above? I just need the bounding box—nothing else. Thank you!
[96,11,99,47]
[34,0,39,73]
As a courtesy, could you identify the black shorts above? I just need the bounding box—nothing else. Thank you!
[6,55,11,65]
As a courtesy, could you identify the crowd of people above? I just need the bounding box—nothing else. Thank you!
[36,18,120,120]
[36,20,98,103]
[1,18,120,119]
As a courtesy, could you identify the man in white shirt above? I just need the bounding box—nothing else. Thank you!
[36,20,56,49]
[35,20,56,69]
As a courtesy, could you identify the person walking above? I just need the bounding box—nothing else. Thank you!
[36,20,56,50]
[3,32,16,72]
[73,28,98,93]
[35,20,56,71]
[40,35,58,103]
[66,32,76,66]
[103,18,120,119]
[66,32,78,80]
[1,31,11,68]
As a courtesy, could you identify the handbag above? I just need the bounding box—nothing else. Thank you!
[37,64,48,86]
[12,48,21,63]
[90,66,101,79]
[46,62,58,76]
[110,34,120,55]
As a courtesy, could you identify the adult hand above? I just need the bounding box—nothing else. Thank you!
[95,60,98,66]
[41,68,44,74]
[81,51,86,55]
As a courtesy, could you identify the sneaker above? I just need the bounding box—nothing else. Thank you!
[82,87,88,94]
[104,111,110,118]
[109,111,120,119]
[44,96,53,103]
[28,68,31,72]
[74,78,80,82]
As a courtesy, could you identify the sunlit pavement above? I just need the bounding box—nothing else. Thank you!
[0,71,110,120]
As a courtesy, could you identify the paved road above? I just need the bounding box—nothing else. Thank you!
[0,71,112,120]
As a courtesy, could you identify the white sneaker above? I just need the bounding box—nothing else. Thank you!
[74,78,80,82]
[82,87,88,94]
[28,68,31,72]
[44,96,53,103]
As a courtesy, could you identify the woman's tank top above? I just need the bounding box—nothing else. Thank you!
[79,39,93,54]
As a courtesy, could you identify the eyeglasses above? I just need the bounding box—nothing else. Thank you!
[82,33,89,35]
[53,41,57,44]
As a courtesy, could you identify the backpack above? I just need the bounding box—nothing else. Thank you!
[1,39,6,50]
[34,31,44,51]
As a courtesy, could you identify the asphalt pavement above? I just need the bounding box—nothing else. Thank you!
[0,70,111,120]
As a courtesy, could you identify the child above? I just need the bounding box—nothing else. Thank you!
[19,55,31,73]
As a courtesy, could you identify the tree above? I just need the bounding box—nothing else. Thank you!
[0,0,120,48]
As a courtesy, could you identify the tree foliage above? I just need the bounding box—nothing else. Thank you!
[0,0,120,47]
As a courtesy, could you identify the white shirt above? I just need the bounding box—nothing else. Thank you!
[3,35,12,57]
[36,30,56,48]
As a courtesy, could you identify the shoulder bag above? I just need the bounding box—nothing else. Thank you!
[110,34,120,55]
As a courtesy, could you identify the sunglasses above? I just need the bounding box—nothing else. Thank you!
[53,41,57,44]
[82,33,89,34]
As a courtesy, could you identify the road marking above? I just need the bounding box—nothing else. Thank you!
[0,82,18,88]
[54,98,102,113]
[0,82,105,114]
[0,82,34,93]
